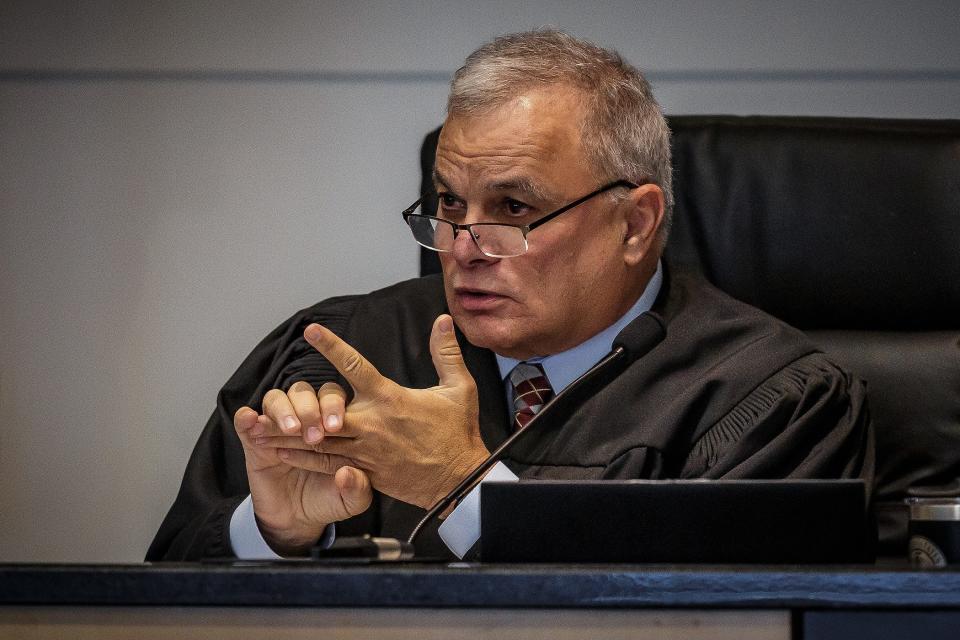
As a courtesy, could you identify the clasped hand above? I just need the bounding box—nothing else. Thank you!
[232,314,489,554]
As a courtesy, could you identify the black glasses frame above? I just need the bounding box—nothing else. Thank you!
[401,179,639,257]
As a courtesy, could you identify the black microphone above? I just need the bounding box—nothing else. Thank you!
[407,311,666,545]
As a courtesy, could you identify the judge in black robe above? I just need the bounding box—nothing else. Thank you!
[147,266,873,560]
[148,29,874,562]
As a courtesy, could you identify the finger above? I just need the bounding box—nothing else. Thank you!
[252,435,317,450]
[252,434,356,451]
[287,381,323,444]
[234,407,279,468]
[276,448,354,475]
[262,388,302,435]
[429,314,472,388]
[234,407,263,446]
[318,382,347,433]
[234,406,259,434]
[303,323,385,395]
[254,414,285,437]
[309,437,353,457]
[334,466,373,517]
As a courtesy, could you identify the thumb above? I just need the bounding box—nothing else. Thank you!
[334,466,373,517]
[429,314,471,388]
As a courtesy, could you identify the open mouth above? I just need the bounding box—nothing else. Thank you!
[454,287,508,311]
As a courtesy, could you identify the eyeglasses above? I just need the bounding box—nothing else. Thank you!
[401,179,639,258]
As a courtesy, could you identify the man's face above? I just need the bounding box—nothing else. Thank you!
[434,87,647,360]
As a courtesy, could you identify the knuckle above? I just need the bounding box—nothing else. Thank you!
[288,380,314,395]
[318,381,346,398]
[317,382,347,407]
[437,343,463,359]
[340,351,365,376]
[262,388,283,407]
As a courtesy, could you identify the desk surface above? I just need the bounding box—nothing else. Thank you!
[3,562,960,609]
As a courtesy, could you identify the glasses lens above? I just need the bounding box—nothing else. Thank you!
[407,214,455,251]
[471,224,527,258]
[405,213,527,257]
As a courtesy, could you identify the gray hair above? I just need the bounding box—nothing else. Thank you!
[448,29,674,241]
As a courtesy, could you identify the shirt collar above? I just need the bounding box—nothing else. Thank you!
[494,260,663,393]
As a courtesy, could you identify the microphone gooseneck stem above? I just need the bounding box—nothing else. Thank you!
[406,311,666,546]
[407,347,627,545]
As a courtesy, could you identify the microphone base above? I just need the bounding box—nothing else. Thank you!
[312,535,415,561]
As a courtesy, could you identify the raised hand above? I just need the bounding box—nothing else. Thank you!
[257,314,490,510]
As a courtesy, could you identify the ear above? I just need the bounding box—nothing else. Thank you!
[621,184,665,267]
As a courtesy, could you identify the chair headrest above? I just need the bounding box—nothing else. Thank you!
[667,116,960,330]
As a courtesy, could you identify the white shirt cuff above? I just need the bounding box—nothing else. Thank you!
[229,494,335,559]
[437,462,518,559]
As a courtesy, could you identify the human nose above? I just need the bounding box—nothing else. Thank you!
[451,222,496,265]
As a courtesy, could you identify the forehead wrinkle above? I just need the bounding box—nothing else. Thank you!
[434,162,559,203]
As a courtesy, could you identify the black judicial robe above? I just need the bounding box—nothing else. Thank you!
[147,268,874,560]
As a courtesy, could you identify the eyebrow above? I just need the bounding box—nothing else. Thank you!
[488,176,555,202]
[432,168,557,203]
[432,169,457,196]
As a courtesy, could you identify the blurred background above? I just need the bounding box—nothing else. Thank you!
[1,0,958,563]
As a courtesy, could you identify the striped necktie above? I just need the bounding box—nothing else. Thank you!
[508,362,555,431]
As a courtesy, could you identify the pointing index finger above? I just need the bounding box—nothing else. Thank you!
[304,323,383,394]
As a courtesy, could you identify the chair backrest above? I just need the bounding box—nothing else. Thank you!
[418,116,960,554]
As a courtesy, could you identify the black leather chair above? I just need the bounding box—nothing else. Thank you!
[418,116,960,554]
